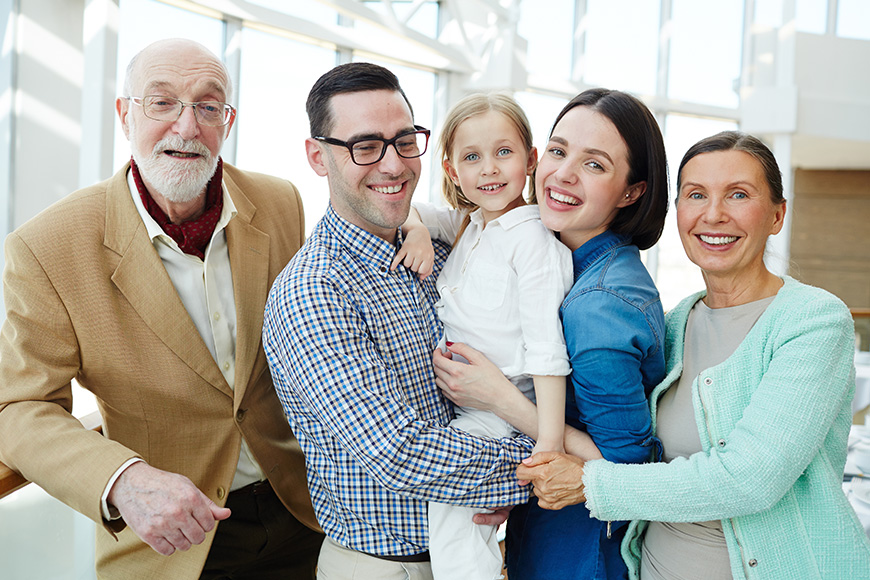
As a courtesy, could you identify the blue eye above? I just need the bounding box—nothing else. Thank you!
[497,147,512,157]
[732,191,748,199]
[464,152,480,162]
[688,192,704,200]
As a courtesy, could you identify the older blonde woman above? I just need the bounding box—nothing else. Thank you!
[436,131,870,579]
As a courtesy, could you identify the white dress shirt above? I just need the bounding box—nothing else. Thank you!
[100,171,264,519]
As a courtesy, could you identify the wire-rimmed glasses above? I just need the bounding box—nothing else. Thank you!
[125,95,236,127]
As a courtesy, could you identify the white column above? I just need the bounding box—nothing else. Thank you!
[79,0,119,188]
[221,15,242,166]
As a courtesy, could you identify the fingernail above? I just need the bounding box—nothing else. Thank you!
[445,341,454,346]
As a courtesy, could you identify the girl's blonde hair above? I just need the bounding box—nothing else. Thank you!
[439,92,536,211]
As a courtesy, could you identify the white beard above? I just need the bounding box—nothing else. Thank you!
[128,120,220,204]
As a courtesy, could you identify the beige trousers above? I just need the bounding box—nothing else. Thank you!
[317,537,434,580]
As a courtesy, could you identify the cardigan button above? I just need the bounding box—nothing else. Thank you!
[703,377,713,386]
[717,439,726,448]
[748,558,758,567]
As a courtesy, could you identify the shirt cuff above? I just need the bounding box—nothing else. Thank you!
[101,458,145,521]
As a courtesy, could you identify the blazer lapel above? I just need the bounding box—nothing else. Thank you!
[104,164,233,398]
[223,173,271,403]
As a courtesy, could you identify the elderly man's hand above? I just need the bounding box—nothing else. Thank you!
[516,452,587,511]
[107,462,231,555]
[473,505,513,527]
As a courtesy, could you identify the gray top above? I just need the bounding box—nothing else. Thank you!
[640,296,775,580]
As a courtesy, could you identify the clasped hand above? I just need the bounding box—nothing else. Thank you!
[517,452,587,511]
[107,462,231,556]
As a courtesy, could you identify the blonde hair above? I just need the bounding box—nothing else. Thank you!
[439,93,536,211]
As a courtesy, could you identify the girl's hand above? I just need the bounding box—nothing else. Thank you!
[391,225,434,279]
[432,342,515,412]
[516,452,587,510]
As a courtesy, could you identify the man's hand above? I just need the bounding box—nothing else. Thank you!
[473,505,512,527]
[516,452,587,511]
[107,462,231,556]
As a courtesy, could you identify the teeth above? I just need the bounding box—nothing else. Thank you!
[549,191,579,205]
[165,151,199,158]
[372,185,402,194]
[479,184,504,191]
[700,234,738,245]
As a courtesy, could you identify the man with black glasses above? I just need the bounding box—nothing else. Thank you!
[262,62,532,580]
[0,38,323,579]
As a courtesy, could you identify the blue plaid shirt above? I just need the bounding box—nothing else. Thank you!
[263,205,533,557]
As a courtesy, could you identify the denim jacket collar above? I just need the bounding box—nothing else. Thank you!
[571,230,632,280]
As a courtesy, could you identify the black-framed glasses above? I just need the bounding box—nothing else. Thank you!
[125,95,236,127]
[315,126,430,166]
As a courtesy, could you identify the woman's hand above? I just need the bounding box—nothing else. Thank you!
[517,452,587,511]
[432,342,518,412]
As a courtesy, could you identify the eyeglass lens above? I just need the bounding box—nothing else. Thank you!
[351,132,428,165]
[142,96,230,126]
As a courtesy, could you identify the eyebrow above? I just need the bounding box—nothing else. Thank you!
[680,180,758,191]
[344,126,417,142]
[548,136,614,164]
[143,80,226,100]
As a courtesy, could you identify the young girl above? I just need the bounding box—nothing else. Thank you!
[393,93,573,580]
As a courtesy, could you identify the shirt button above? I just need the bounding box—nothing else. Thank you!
[213,312,221,321]
[223,361,231,371]
[748,558,758,567]
[704,377,713,386]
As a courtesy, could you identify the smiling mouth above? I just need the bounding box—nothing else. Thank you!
[371,184,402,194]
[699,234,739,245]
[549,190,579,206]
[164,150,201,159]
[479,183,506,192]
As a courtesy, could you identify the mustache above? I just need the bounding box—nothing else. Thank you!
[151,135,212,158]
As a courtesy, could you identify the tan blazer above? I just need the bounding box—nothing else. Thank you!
[0,163,318,579]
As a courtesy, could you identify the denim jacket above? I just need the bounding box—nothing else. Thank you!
[505,231,665,580]
[563,230,665,464]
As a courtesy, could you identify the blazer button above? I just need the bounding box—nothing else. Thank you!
[236,409,246,423]
[217,487,226,500]
[748,558,758,567]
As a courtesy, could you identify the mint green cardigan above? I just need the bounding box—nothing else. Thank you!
[583,277,870,580]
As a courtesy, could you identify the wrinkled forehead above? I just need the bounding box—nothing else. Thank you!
[130,45,230,100]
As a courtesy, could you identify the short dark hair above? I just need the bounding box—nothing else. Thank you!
[306,62,413,138]
[677,131,784,205]
[549,88,669,250]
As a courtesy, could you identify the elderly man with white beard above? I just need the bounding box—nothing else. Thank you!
[0,38,323,579]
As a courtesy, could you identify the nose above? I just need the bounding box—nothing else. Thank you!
[481,155,498,175]
[172,104,201,140]
[377,142,407,175]
[553,160,577,184]
[702,197,727,223]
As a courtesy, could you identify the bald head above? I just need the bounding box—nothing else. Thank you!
[123,39,233,103]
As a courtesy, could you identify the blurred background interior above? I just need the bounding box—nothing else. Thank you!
[0,1,868,577]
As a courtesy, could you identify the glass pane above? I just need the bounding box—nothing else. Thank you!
[113,0,224,168]
[667,0,743,108]
[352,55,438,205]
[515,91,569,158]
[247,0,338,26]
[796,0,827,34]
[518,0,574,80]
[837,0,870,40]
[583,0,659,95]
[235,28,336,233]
[363,0,440,38]
[656,114,739,310]
[755,0,784,27]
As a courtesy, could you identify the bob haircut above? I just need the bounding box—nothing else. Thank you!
[677,130,785,205]
[439,92,536,211]
[547,88,668,251]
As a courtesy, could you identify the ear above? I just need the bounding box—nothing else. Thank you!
[224,109,237,139]
[443,159,460,186]
[618,181,646,208]
[305,138,330,177]
[116,97,131,140]
[526,146,538,175]
[770,200,787,235]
